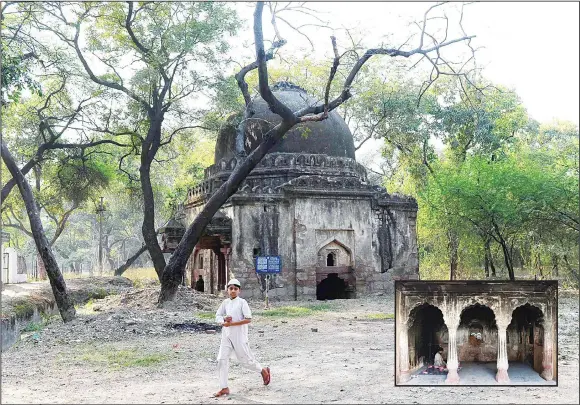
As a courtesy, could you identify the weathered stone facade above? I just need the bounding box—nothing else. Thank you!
[182,84,419,300]
[395,281,558,385]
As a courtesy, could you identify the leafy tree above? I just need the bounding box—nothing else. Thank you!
[31,1,240,280]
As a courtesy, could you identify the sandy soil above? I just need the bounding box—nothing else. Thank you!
[1,288,578,404]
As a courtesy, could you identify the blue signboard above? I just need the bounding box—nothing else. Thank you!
[255,256,281,274]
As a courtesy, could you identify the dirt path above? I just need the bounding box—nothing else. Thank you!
[1,290,578,404]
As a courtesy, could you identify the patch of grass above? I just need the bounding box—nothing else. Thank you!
[259,303,331,318]
[22,321,44,332]
[20,311,55,333]
[88,287,109,300]
[12,299,36,318]
[122,267,159,288]
[76,298,97,315]
[365,313,394,320]
[195,311,216,320]
[79,347,168,370]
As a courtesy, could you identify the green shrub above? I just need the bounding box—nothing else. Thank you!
[12,300,36,318]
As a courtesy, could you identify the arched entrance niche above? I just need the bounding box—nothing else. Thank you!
[407,303,448,369]
[458,303,498,363]
[316,239,355,300]
[507,304,545,375]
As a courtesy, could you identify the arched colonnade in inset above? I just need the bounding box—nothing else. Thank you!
[395,281,557,385]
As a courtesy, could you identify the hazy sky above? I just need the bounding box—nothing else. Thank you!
[234,2,579,126]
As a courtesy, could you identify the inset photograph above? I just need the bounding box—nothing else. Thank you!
[395,280,557,386]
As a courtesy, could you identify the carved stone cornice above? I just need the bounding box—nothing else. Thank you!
[185,152,419,213]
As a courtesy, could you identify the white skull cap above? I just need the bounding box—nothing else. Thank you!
[227,278,241,288]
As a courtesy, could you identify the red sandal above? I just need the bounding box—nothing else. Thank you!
[261,367,271,385]
[214,388,230,397]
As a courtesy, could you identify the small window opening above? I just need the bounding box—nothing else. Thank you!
[253,247,262,257]
[326,252,336,267]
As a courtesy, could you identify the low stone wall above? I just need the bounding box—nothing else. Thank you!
[1,300,59,351]
[1,277,133,351]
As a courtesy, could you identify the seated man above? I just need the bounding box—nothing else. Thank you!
[433,347,447,370]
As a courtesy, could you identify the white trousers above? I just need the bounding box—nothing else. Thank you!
[217,336,263,389]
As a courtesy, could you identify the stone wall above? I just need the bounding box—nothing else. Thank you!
[182,151,420,300]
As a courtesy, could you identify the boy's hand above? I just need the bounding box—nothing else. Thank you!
[223,321,232,327]
[224,316,233,322]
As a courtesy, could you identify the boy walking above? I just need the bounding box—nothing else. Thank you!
[214,279,270,397]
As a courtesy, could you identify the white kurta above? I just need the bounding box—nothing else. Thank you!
[434,352,446,367]
[215,297,262,388]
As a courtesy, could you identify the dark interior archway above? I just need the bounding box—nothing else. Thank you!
[508,304,544,373]
[316,273,346,300]
[408,304,447,369]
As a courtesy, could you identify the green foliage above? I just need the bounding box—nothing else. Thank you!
[12,300,36,318]
[417,120,579,280]
[258,304,331,318]
[79,347,169,370]
[87,288,109,300]
[22,321,44,332]
[365,313,395,320]
[0,4,43,104]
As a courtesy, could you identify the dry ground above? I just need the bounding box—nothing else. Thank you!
[1,286,578,404]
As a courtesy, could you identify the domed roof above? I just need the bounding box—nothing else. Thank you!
[214,82,356,162]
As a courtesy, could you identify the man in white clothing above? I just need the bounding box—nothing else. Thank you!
[434,347,447,369]
[213,279,270,397]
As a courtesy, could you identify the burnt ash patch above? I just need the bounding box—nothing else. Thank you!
[168,321,221,333]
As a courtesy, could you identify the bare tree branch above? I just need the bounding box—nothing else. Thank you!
[125,1,150,55]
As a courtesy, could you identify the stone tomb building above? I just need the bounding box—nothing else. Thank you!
[395,281,557,385]
[182,83,419,300]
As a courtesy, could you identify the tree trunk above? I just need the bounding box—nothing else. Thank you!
[1,142,76,322]
[563,255,579,283]
[484,237,496,278]
[491,221,514,281]
[139,119,166,280]
[114,245,147,276]
[104,234,116,272]
[483,236,489,278]
[447,230,459,280]
[499,239,515,281]
[551,254,559,277]
[1,158,39,206]
[536,252,544,278]
[158,120,295,303]
[37,252,47,280]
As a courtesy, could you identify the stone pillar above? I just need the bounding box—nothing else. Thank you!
[398,319,411,383]
[444,311,460,384]
[540,321,554,381]
[496,316,510,383]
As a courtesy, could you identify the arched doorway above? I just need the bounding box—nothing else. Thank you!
[458,304,498,363]
[316,273,347,300]
[508,304,545,374]
[408,303,448,370]
[315,239,355,299]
